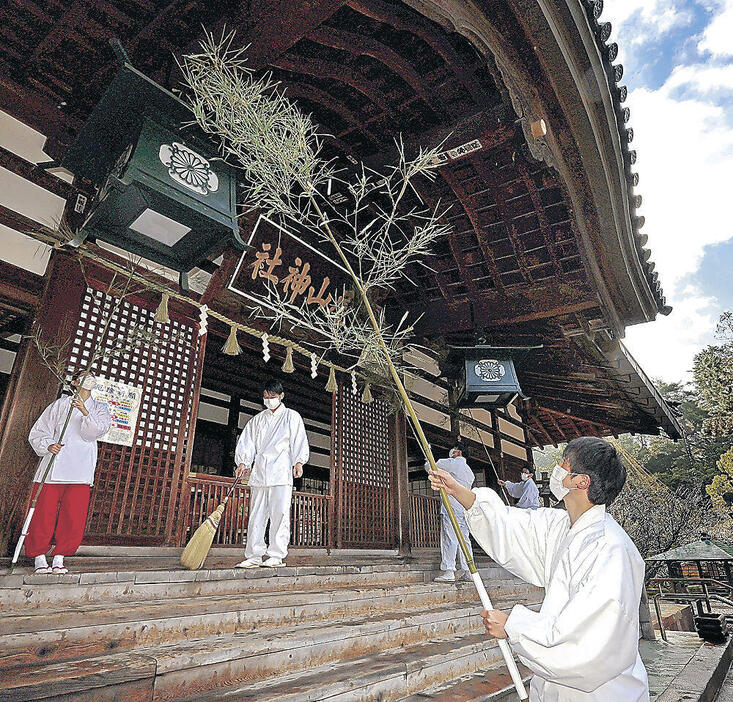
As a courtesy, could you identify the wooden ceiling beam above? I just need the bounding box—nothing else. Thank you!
[307,24,443,118]
[470,155,533,285]
[515,160,565,277]
[0,145,75,201]
[346,0,494,109]
[28,2,89,66]
[438,167,506,296]
[273,53,396,117]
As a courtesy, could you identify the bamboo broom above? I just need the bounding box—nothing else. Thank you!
[181,475,242,570]
[311,199,529,702]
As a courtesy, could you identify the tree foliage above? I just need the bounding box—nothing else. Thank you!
[706,446,733,511]
[693,311,733,436]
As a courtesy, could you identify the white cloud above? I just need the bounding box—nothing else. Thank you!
[624,287,722,382]
[699,0,733,56]
[600,2,733,380]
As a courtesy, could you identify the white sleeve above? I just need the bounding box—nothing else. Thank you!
[465,487,564,587]
[504,481,525,499]
[289,411,309,465]
[80,401,112,441]
[28,399,62,457]
[504,545,642,692]
[234,418,256,467]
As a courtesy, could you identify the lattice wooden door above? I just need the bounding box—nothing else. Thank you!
[332,383,395,548]
[68,286,201,544]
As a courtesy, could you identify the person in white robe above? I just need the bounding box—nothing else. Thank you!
[429,436,649,701]
[429,442,475,583]
[234,378,309,568]
[499,466,540,509]
[26,371,112,574]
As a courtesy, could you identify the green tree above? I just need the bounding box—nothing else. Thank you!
[693,311,733,436]
[706,446,733,511]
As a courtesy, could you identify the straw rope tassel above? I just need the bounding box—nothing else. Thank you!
[326,366,337,393]
[361,382,373,404]
[154,293,170,323]
[222,324,241,356]
[282,346,295,373]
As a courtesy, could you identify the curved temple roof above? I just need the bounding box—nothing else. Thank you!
[0,0,681,443]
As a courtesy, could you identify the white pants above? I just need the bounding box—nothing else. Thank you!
[245,485,293,560]
[440,508,472,572]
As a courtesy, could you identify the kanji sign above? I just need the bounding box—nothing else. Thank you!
[228,215,349,327]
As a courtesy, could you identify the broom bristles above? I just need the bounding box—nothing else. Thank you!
[180,504,224,570]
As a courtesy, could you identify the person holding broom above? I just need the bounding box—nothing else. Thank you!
[234,378,309,569]
[429,436,649,701]
[26,370,112,574]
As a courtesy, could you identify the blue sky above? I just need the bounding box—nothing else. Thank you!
[604,0,733,381]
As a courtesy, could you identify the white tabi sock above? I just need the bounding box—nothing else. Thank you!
[52,555,64,568]
[35,555,49,570]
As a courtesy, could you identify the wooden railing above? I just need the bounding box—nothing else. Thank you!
[181,474,332,548]
[410,492,441,549]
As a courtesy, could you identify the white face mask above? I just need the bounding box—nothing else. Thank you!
[263,396,281,410]
[449,449,460,459]
[521,473,531,482]
[80,375,97,391]
[549,464,571,501]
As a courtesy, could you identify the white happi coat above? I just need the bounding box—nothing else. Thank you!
[235,405,310,486]
[465,488,649,702]
[29,395,112,485]
[504,478,540,509]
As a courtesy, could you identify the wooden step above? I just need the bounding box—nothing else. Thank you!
[397,668,533,701]
[0,562,515,611]
[0,579,539,668]
[0,600,542,701]
[180,631,523,702]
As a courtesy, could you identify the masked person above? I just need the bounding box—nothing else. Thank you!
[26,371,112,574]
[499,466,540,509]
[234,379,309,568]
[429,442,475,583]
[429,437,648,701]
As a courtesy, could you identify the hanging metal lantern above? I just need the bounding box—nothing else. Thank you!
[444,346,536,409]
[61,62,247,288]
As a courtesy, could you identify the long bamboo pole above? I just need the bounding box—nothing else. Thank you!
[311,199,528,702]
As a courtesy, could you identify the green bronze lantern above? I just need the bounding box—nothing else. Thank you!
[62,62,247,288]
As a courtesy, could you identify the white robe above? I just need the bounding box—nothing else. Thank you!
[234,404,310,486]
[29,395,112,485]
[505,478,540,509]
[465,488,649,702]
[431,457,475,572]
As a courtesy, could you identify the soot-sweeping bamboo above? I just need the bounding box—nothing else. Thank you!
[181,33,527,699]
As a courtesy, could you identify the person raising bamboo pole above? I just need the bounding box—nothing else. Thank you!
[429,437,650,701]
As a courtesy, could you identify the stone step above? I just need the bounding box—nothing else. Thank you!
[0,578,539,668]
[0,562,515,611]
[1,599,542,701]
[180,631,523,702]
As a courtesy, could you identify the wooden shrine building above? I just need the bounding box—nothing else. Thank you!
[0,0,682,555]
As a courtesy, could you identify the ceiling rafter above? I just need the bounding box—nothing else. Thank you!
[515,160,565,277]
[346,0,494,109]
[438,166,507,296]
[307,24,445,120]
[471,155,533,285]
[273,53,396,118]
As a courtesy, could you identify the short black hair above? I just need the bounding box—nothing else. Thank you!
[263,378,284,395]
[563,437,626,506]
[453,441,471,460]
[522,466,535,476]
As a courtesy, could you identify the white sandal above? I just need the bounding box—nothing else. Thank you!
[51,566,68,574]
[34,566,53,574]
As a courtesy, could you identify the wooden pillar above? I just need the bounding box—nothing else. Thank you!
[392,410,411,556]
[0,252,86,554]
